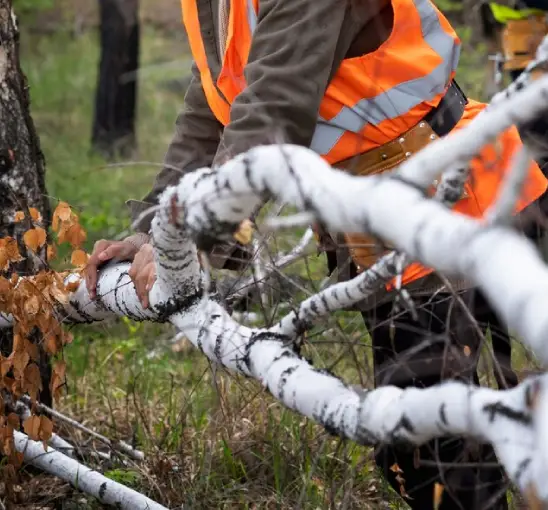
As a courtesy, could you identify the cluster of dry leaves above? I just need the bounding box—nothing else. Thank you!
[0,201,88,471]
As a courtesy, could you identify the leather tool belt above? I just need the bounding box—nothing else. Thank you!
[317,81,468,274]
[502,15,548,71]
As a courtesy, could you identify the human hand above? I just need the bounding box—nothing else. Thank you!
[128,244,157,309]
[85,239,141,299]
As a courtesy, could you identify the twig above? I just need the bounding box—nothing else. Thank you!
[19,395,144,461]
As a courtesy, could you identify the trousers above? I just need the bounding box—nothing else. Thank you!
[362,291,511,509]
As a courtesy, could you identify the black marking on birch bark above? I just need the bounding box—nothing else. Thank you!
[320,294,330,313]
[158,245,192,259]
[277,365,298,401]
[222,175,233,192]
[290,314,310,337]
[156,246,192,263]
[281,146,309,209]
[439,403,448,426]
[319,402,346,438]
[524,380,541,409]
[157,226,185,245]
[242,331,293,371]
[309,300,319,316]
[94,279,110,313]
[155,287,207,322]
[213,174,222,196]
[157,257,195,274]
[113,272,142,321]
[272,350,294,364]
[514,457,531,486]
[213,333,223,361]
[344,287,353,301]
[98,482,107,500]
[192,170,214,190]
[66,299,96,324]
[483,401,532,425]
[243,154,261,196]
[153,221,179,241]
[112,272,131,319]
[389,414,415,442]
[196,312,216,353]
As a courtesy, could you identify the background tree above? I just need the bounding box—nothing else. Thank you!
[0,1,52,405]
[91,0,140,159]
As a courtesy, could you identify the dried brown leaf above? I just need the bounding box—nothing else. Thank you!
[44,334,61,356]
[11,350,29,379]
[65,279,80,293]
[29,207,41,222]
[24,339,39,362]
[71,249,88,267]
[6,413,19,431]
[24,294,40,317]
[433,483,444,510]
[23,363,43,401]
[51,360,66,402]
[234,219,254,245]
[52,202,72,233]
[0,356,11,378]
[23,227,46,252]
[23,415,40,441]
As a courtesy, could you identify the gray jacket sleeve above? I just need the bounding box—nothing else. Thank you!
[127,62,223,233]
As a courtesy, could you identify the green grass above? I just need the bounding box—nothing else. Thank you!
[15,15,535,510]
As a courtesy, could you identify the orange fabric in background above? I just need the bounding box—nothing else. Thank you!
[393,99,548,288]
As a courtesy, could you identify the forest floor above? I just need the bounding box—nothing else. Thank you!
[1,3,533,509]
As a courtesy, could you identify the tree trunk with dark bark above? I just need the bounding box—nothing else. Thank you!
[91,0,140,160]
[0,2,52,406]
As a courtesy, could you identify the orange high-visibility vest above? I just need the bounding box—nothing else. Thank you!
[181,0,548,287]
[183,0,462,164]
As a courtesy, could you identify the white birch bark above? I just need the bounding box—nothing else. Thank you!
[13,431,167,510]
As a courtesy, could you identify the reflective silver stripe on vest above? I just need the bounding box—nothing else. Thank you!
[247,0,258,32]
[309,0,461,156]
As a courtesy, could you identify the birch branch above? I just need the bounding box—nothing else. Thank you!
[14,431,167,510]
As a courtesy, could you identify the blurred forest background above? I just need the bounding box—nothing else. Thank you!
[5,1,512,508]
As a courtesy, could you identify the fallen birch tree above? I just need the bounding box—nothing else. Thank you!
[3,30,548,510]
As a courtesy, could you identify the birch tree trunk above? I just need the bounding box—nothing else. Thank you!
[0,1,52,405]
